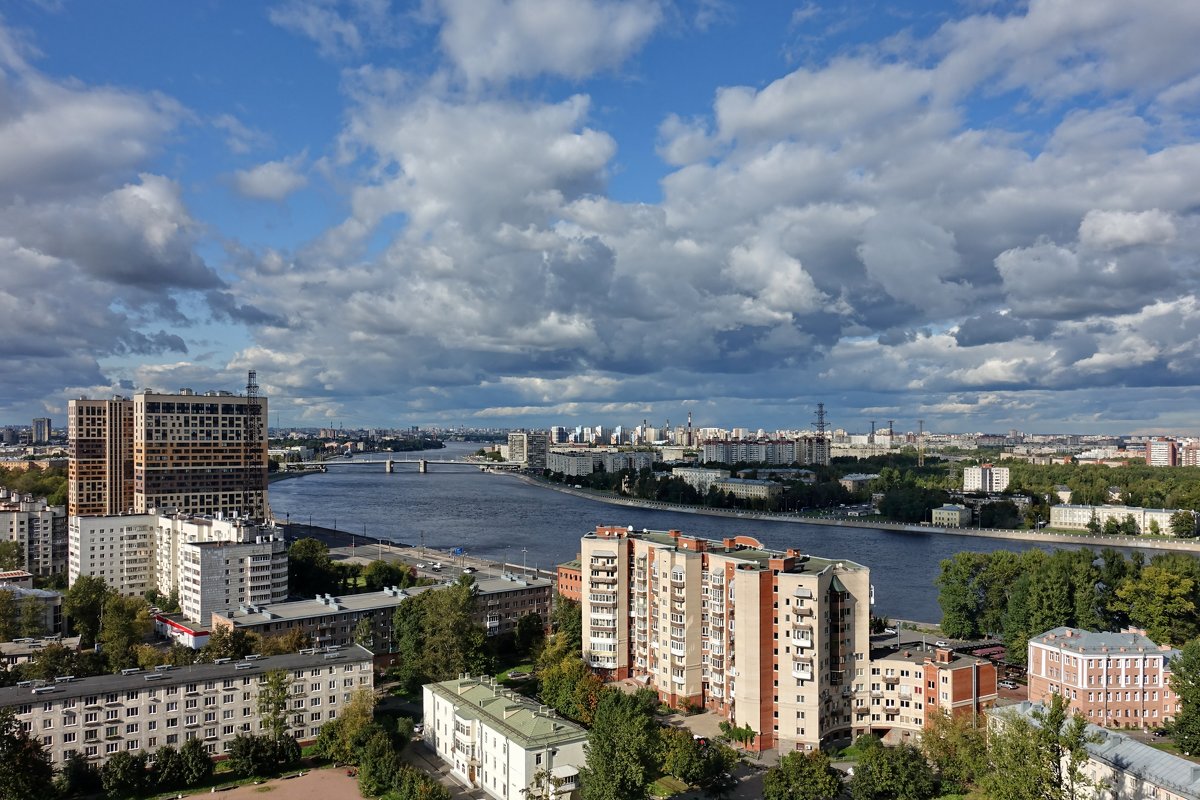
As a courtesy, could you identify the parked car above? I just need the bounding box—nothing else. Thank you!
[1152,728,1168,737]
[415,563,427,570]
[998,680,1018,690]
[431,562,443,571]
[462,566,477,574]
[883,627,897,635]
[935,640,949,647]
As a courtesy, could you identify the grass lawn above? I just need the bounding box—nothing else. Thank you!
[649,775,690,797]
[495,662,535,682]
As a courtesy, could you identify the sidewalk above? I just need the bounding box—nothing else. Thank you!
[400,740,486,800]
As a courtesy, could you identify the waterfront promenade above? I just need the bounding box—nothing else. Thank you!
[515,475,1200,554]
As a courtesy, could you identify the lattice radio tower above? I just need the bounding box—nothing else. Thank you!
[813,402,829,466]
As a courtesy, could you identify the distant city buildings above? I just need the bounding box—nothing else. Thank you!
[671,467,729,494]
[31,418,51,444]
[68,380,268,520]
[1145,438,1179,467]
[963,463,1010,493]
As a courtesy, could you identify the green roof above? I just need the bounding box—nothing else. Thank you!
[426,676,588,750]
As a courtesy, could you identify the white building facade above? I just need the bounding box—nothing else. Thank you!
[1049,505,1180,535]
[424,675,586,800]
[963,464,1010,493]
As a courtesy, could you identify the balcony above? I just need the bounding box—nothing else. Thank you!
[672,674,686,686]
[870,690,883,699]
[793,605,813,617]
[590,573,617,585]
[883,675,899,686]
[792,634,813,649]
[792,666,813,681]
[793,587,813,599]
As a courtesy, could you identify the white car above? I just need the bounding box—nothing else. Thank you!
[883,627,897,635]
[935,640,949,647]
[431,562,443,571]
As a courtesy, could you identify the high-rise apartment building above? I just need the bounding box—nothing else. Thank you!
[962,463,1010,493]
[68,397,134,517]
[1145,438,1178,467]
[31,418,51,444]
[0,490,67,576]
[69,381,268,520]
[579,525,872,752]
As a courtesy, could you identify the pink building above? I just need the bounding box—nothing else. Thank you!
[1027,627,1181,728]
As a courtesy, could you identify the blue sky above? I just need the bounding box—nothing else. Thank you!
[3,0,1200,435]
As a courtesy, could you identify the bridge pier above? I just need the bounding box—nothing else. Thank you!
[385,460,393,473]
[418,459,428,473]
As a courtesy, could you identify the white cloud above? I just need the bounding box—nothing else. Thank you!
[434,0,661,86]
[1079,209,1176,250]
[232,156,309,201]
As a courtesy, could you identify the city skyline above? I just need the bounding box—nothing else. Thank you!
[3,2,1200,433]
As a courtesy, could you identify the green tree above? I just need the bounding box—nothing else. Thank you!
[0,590,15,642]
[919,711,987,794]
[152,744,185,790]
[353,616,376,652]
[539,656,608,724]
[362,559,409,591]
[580,690,661,800]
[98,594,153,672]
[935,552,987,639]
[523,767,570,800]
[288,537,338,596]
[179,736,214,786]
[200,624,257,661]
[357,730,403,796]
[258,669,292,741]
[538,594,583,668]
[314,688,377,765]
[54,750,103,797]
[849,736,936,800]
[763,749,843,800]
[984,694,1102,800]
[63,575,113,648]
[514,611,545,658]
[421,575,490,681]
[1171,638,1200,754]
[0,541,21,571]
[1114,565,1196,645]
[100,749,150,799]
[0,707,53,800]
[1172,510,1198,537]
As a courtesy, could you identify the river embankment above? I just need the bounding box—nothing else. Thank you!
[512,475,1200,554]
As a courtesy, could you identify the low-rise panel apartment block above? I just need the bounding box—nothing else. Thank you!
[1049,504,1183,535]
[579,525,872,752]
[0,644,374,768]
[211,573,552,652]
[0,491,68,576]
[1027,627,1181,727]
[424,675,586,800]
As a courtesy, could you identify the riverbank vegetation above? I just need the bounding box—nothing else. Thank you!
[937,547,1200,659]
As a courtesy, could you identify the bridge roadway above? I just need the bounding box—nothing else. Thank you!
[293,458,522,468]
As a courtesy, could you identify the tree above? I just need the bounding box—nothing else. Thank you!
[0,590,15,642]
[849,737,936,800]
[1113,565,1196,645]
[984,694,1102,800]
[258,669,292,741]
[1171,638,1200,754]
[580,690,660,800]
[539,656,607,724]
[1172,510,1198,538]
[353,617,376,652]
[523,767,570,800]
[55,750,102,797]
[539,593,583,669]
[0,541,21,571]
[314,688,377,764]
[63,575,113,648]
[515,611,545,657]
[179,736,214,786]
[763,749,843,800]
[288,538,337,596]
[362,559,409,591]
[152,744,185,790]
[935,552,987,639]
[100,749,150,799]
[201,624,257,661]
[357,730,404,797]
[0,708,53,800]
[919,711,987,794]
[98,594,153,672]
[421,575,490,681]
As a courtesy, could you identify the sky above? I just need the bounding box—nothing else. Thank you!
[3,0,1200,435]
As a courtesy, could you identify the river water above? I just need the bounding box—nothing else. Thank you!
[269,442,1065,623]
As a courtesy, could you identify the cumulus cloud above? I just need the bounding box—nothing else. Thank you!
[1079,209,1176,250]
[435,0,662,86]
[231,156,309,201]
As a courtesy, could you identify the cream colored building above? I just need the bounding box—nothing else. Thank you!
[0,644,373,768]
[963,464,1010,493]
[1049,504,1180,534]
[0,492,67,576]
[931,505,972,528]
[671,467,729,493]
[711,478,782,501]
[579,526,872,753]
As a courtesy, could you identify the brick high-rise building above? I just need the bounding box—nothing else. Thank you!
[69,382,268,520]
[579,525,872,752]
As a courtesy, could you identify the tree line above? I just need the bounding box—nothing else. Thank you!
[937,547,1200,660]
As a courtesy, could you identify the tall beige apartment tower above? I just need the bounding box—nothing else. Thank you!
[69,379,269,520]
[68,397,135,516]
[579,525,872,753]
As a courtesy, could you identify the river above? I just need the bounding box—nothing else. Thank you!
[268,442,1100,623]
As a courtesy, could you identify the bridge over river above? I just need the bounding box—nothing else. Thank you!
[289,457,523,473]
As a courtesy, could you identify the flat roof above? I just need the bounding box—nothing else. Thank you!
[1030,626,1177,658]
[0,644,372,706]
[218,576,552,626]
[584,527,866,574]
